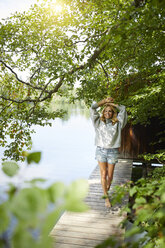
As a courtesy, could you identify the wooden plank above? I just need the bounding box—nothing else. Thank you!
[53,230,109,241]
[52,235,114,247]
[62,210,124,220]
[53,224,122,235]
[57,217,122,228]
[54,242,93,248]
[50,159,132,248]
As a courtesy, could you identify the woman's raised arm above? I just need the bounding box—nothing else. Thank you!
[97,97,114,107]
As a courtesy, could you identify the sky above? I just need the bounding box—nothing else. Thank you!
[0,0,40,19]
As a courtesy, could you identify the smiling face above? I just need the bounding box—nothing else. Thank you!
[103,106,113,119]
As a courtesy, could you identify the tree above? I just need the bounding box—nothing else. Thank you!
[0,0,165,160]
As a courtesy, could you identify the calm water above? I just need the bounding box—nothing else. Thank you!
[0,108,96,186]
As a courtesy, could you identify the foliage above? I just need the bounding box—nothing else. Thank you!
[0,0,164,160]
[0,0,80,160]
[139,150,165,165]
[2,161,19,177]
[0,151,89,248]
[96,166,165,248]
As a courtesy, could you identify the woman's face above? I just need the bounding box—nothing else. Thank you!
[104,106,113,119]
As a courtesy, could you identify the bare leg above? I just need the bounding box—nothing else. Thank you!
[98,161,111,208]
[107,163,115,191]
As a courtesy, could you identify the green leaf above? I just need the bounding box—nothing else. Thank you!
[135,197,147,205]
[48,182,65,203]
[129,186,137,197]
[12,224,37,248]
[64,179,89,212]
[65,199,89,212]
[27,178,46,184]
[154,209,165,219]
[36,236,53,248]
[0,203,10,232]
[161,193,165,203]
[66,179,89,200]
[41,206,64,236]
[114,35,121,43]
[27,152,41,164]
[11,187,48,220]
[125,225,142,238]
[2,161,19,177]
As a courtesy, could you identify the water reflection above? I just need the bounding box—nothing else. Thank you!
[0,103,96,186]
[49,99,90,122]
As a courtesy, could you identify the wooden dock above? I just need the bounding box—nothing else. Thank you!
[50,159,132,248]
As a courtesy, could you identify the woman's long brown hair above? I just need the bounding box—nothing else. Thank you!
[100,104,118,125]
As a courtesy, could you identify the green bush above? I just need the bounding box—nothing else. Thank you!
[0,152,89,248]
[96,166,165,248]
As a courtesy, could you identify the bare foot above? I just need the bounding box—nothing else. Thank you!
[105,198,111,208]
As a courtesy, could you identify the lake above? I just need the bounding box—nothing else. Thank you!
[0,106,97,186]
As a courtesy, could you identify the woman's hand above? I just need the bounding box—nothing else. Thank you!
[105,97,114,103]
[97,97,114,107]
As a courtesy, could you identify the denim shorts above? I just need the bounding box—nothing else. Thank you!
[95,146,119,164]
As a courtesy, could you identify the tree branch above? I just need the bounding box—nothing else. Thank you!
[96,60,110,83]
[0,59,49,92]
[0,102,13,115]
[0,31,111,106]
[64,29,109,47]
[0,59,27,84]
[29,76,64,116]
[30,67,41,81]
[0,95,36,103]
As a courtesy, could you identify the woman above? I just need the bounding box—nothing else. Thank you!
[90,97,127,208]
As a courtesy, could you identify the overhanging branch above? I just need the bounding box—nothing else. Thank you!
[96,60,110,83]
[0,59,49,92]
[0,0,145,106]
[0,35,110,105]
[64,29,109,47]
